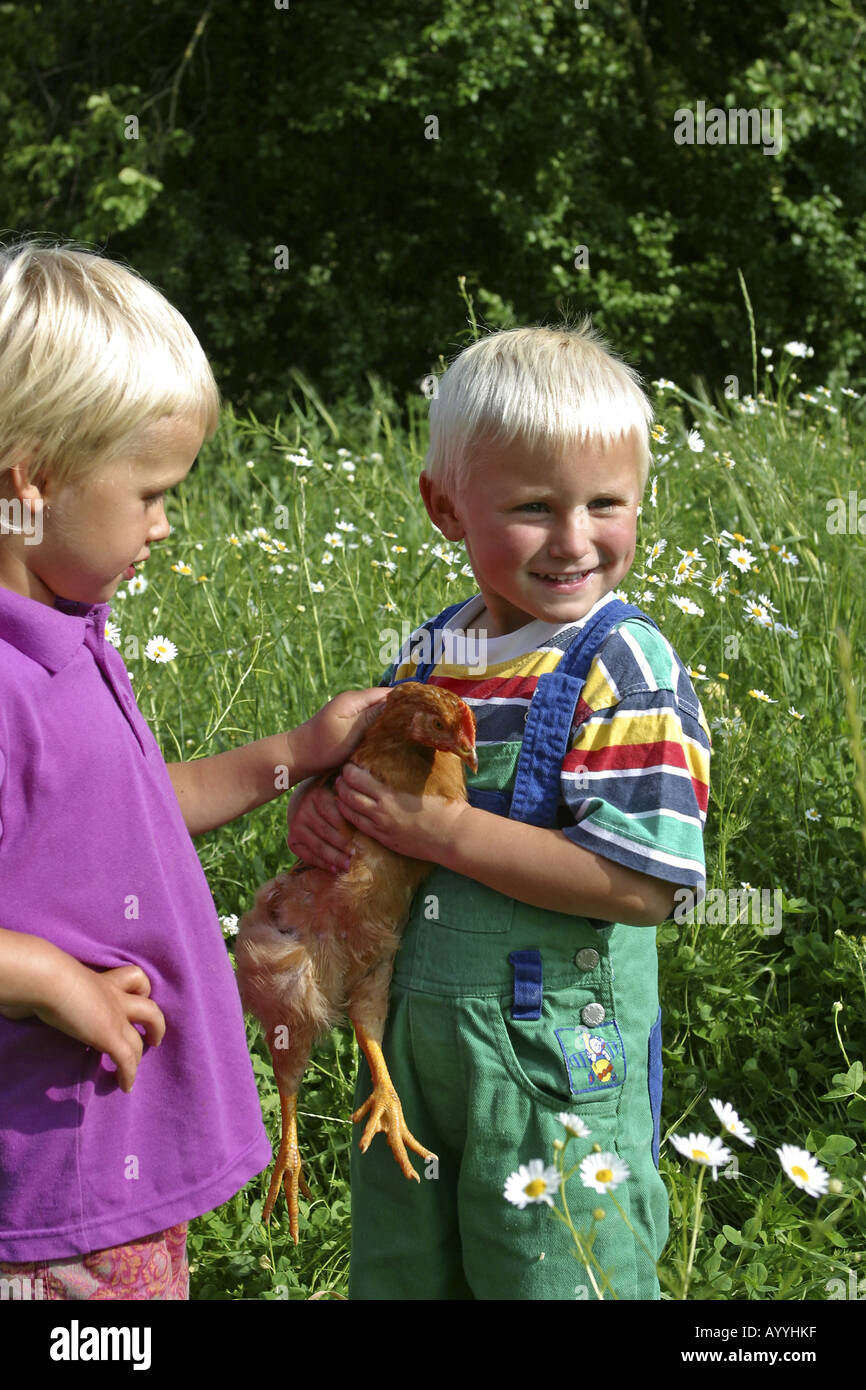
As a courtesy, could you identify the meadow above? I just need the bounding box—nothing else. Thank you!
[115,343,866,1301]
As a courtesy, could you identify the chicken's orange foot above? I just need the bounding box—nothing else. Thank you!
[262,1091,311,1242]
[351,1020,437,1181]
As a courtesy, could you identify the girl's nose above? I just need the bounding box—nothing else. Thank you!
[148,507,171,542]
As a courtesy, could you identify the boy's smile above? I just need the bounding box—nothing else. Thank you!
[420,434,642,639]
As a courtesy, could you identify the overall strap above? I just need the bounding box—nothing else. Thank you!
[390,597,475,686]
[508,600,659,828]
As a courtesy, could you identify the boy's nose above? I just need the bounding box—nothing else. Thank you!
[548,507,594,557]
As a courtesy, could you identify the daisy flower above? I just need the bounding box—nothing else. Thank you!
[779,546,799,565]
[777,1144,828,1197]
[788,707,804,720]
[219,914,239,938]
[558,1113,592,1139]
[127,574,149,595]
[783,342,814,358]
[805,807,821,821]
[727,546,756,572]
[670,1132,732,1175]
[310,581,325,593]
[709,1099,756,1147]
[687,430,705,453]
[744,599,774,627]
[669,595,705,616]
[104,621,122,648]
[145,635,178,664]
[646,538,668,566]
[579,1152,631,1193]
[748,689,777,703]
[171,563,193,576]
[503,1160,559,1209]
[709,573,729,599]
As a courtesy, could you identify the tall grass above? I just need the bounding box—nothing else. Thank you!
[114,355,866,1299]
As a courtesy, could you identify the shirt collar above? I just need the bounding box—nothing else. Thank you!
[0,585,112,673]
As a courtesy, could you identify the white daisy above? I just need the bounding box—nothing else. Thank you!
[669,595,705,616]
[709,1098,756,1147]
[687,430,705,453]
[558,1113,592,1139]
[777,1144,828,1197]
[727,546,756,572]
[670,1132,732,1173]
[144,635,178,664]
[579,1151,631,1193]
[783,341,814,358]
[104,621,122,648]
[503,1160,560,1209]
[127,574,149,595]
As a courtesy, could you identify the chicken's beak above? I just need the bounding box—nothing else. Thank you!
[455,707,478,774]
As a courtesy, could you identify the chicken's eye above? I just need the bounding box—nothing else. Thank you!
[433,718,444,730]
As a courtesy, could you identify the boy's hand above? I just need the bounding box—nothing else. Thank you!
[1,946,165,1093]
[290,687,391,783]
[287,781,355,873]
[334,761,470,862]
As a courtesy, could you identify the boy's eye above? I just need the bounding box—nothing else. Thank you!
[144,493,165,508]
[517,501,550,513]
[590,498,619,510]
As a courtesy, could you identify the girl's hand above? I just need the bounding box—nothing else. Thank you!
[334,761,469,861]
[36,961,166,1093]
[287,780,355,873]
[0,935,166,1093]
[291,687,391,782]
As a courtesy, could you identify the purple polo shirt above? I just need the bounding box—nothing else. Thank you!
[0,585,272,1261]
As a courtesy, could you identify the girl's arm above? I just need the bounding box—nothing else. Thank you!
[0,927,165,1092]
[166,687,389,837]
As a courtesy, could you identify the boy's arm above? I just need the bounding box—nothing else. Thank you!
[333,765,678,927]
[165,687,389,837]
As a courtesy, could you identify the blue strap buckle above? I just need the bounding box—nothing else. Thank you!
[508,949,543,1020]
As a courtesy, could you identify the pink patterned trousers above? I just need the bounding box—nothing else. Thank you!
[0,1222,188,1300]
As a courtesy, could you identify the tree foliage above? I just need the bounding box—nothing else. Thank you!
[1,0,863,409]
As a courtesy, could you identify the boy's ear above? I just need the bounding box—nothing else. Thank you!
[419,471,465,541]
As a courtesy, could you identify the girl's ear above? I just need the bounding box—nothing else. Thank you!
[419,471,465,541]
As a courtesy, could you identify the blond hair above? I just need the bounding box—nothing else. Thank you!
[424,321,653,498]
[0,240,220,485]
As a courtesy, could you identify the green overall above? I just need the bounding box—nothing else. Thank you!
[349,601,668,1300]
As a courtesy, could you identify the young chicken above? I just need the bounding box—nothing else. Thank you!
[235,681,477,1241]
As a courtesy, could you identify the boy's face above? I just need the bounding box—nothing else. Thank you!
[421,433,642,639]
[4,416,204,607]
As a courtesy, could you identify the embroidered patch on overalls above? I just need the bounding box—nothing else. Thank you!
[554,1020,626,1096]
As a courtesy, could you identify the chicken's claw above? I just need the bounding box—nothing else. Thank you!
[352,1082,437,1180]
[263,1092,310,1243]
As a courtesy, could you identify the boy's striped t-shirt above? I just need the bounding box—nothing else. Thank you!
[383,591,712,895]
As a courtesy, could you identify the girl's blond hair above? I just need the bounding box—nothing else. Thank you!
[424,321,653,498]
[0,240,220,485]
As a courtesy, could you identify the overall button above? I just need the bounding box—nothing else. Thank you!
[575,947,600,972]
[581,1002,605,1026]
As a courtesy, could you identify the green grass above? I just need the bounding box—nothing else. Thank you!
[115,354,866,1300]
